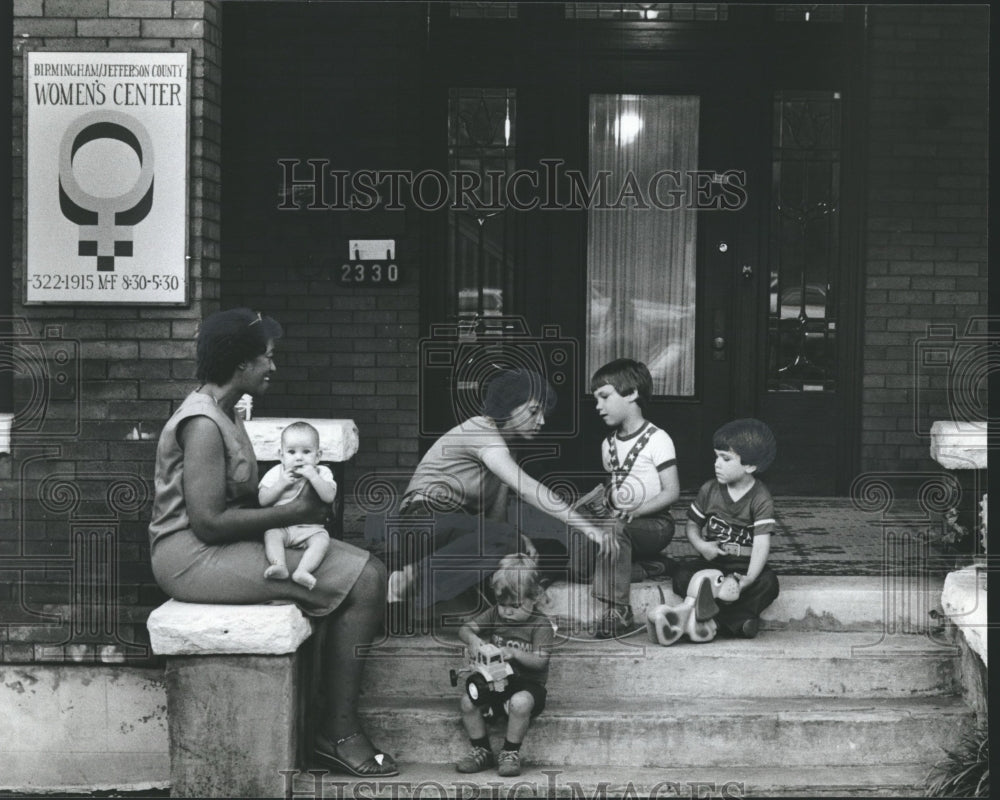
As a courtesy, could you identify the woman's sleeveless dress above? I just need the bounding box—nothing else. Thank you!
[149,392,369,616]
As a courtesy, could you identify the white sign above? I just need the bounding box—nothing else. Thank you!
[25,51,189,304]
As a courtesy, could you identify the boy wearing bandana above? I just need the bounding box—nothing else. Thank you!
[588,359,681,638]
[673,418,780,639]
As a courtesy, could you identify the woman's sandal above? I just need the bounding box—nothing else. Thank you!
[314,731,399,777]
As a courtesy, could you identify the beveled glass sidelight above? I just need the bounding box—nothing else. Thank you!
[447,88,517,329]
[767,90,842,392]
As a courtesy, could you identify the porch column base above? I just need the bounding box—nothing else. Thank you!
[147,600,316,799]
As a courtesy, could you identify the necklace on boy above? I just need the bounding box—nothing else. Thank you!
[606,422,655,490]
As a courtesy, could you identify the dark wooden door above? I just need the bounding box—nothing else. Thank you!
[516,74,766,493]
[420,9,863,495]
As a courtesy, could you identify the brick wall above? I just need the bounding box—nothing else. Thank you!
[2,3,989,665]
[4,0,222,664]
[219,3,426,498]
[220,3,991,495]
[861,6,989,477]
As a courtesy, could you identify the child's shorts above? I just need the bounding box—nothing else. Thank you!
[482,675,547,720]
[266,525,329,549]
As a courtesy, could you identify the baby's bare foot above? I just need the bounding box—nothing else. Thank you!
[265,564,289,580]
[292,570,317,590]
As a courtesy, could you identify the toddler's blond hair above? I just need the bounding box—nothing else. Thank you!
[491,552,543,607]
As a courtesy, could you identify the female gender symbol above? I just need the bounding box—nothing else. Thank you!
[58,110,154,272]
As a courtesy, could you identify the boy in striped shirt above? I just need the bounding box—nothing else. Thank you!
[673,418,779,638]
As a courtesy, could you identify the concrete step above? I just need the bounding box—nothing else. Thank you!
[362,631,959,699]
[358,695,972,768]
[291,762,933,798]
[541,575,945,634]
[408,576,945,638]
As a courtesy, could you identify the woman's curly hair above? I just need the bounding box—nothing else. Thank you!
[195,308,283,385]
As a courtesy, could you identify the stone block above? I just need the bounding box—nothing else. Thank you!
[147,599,313,656]
[941,565,987,666]
[245,417,359,463]
[929,420,988,469]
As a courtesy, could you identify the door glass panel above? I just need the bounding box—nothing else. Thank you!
[586,94,699,396]
[447,88,516,333]
[767,90,841,392]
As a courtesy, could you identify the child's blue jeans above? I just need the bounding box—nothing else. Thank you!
[588,515,675,607]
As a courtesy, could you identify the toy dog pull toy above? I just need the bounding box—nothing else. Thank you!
[449,643,514,706]
[646,568,740,646]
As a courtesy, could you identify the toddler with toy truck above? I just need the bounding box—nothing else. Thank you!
[454,553,554,778]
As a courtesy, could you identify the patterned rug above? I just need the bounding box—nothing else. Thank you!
[686,496,960,577]
[344,495,972,578]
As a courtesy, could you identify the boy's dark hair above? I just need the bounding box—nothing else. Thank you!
[589,358,652,408]
[196,308,282,385]
[483,369,556,426]
[713,418,777,473]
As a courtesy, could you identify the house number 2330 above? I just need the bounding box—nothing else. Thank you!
[338,262,400,286]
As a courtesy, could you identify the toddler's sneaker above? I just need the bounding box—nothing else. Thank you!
[595,604,638,639]
[497,749,521,777]
[455,745,495,774]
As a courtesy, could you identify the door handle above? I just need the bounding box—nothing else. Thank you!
[712,309,726,361]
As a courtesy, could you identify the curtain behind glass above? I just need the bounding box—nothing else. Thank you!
[586,94,699,396]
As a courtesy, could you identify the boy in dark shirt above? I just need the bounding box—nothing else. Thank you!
[673,418,780,638]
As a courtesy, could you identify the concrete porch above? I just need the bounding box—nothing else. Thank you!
[0,494,984,797]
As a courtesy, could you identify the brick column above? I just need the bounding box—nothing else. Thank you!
[860,6,989,475]
[5,0,223,664]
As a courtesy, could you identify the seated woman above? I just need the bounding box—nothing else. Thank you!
[388,368,615,629]
[148,307,397,778]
